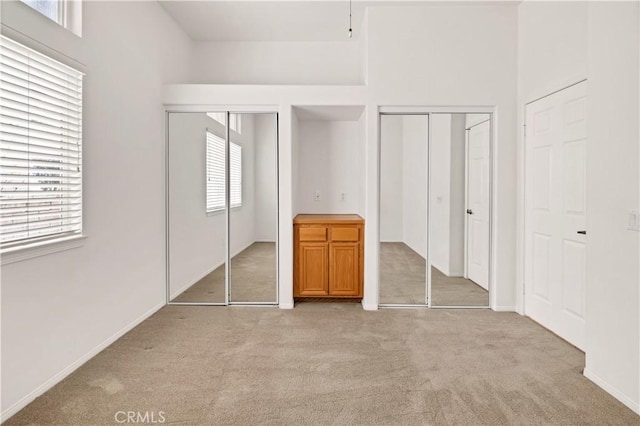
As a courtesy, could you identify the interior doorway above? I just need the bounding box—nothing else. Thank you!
[524,81,587,349]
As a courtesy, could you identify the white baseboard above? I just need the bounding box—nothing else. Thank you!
[584,368,640,415]
[492,305,517,312]
[1,302,165,423]
[279,300,294,309]
[362,301,378,311]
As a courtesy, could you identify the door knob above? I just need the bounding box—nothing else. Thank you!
[577,230,586,235]
[466,209,473,215]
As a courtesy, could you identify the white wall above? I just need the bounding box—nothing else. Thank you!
[291,109,300,218]
[517,0,639,413]
[168,113,225,296]
[517,1,588,102]
[230,115,256,255]
[167,113,257,298]
[429,114,452,270]
[584,2,639,414]
[295,119,364,214]
[365,4,518,310]
[429,114,466,276]
[0,1,192,420]
[402,115,428,258]
[191,41,363,85]
[449,114,466,276]
[254,114,278,242]
[379,115,404,241]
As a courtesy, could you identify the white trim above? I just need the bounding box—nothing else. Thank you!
[379,106,495,114]
[0,301,165,423]
[361,301,379,311]
[279,301,294,309]
[0,235,87,265]
[584,369,640,415]
[492,305,517,312]
[165,105,279,114]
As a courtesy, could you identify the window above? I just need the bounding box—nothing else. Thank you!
[206,112,242,134]
[0,36,83,249]
[21,0,63,25]
[19,0,82,36]
[206,131,242,213]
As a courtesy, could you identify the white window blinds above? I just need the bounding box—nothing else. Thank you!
[230,142,242,208]
[206,131,242,213]
[0,35,83,248]
[206,132,225,212]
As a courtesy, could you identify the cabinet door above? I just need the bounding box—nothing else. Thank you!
[329,243,360,296]
[298,243,329,296]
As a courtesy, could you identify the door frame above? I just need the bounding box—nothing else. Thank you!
[377,106,496,309]
[165,106,280,307]
[521,79,588,319]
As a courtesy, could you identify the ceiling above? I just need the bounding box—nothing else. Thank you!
[159,1,367,42]
[158,1,510,42]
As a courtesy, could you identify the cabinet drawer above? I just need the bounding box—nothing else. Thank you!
[299,227,327,241]
[331,227,359,242]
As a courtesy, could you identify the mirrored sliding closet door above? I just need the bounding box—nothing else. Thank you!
[379,114,429,306]
[167,112,278,305]
[429,113,491,307]
[378,112,492,308]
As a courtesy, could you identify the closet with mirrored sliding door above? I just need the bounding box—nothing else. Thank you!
[378,111,493,308]
[167,111,278,305]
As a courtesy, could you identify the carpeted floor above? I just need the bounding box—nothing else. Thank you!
[431,267,489,307]
[172,242,277,304]
[380,242,489,306]
[380,242,426,304]
[6,304,638,425]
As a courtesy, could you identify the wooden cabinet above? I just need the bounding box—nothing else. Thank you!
[294,214,364,299]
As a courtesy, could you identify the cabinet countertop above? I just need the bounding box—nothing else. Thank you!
[293,214,364,225]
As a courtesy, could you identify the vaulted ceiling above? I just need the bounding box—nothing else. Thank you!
[158,1,508,42]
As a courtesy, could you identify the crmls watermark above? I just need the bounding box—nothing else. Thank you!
[114,411,166,424]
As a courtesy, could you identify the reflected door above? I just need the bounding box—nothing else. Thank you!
[379,114,429,305]
[429,113,490,307]
[466,120,490,290]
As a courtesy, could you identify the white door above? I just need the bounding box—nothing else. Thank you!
[466,120,490,290]
[525,81,587,350]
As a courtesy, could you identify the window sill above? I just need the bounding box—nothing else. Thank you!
[0,234,87,266]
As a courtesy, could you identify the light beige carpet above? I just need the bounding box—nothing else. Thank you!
[6,304,638,425]
[380,242,426,304]
[380,242,489,306]
[431,267,489,307]
[172,242,277,304]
